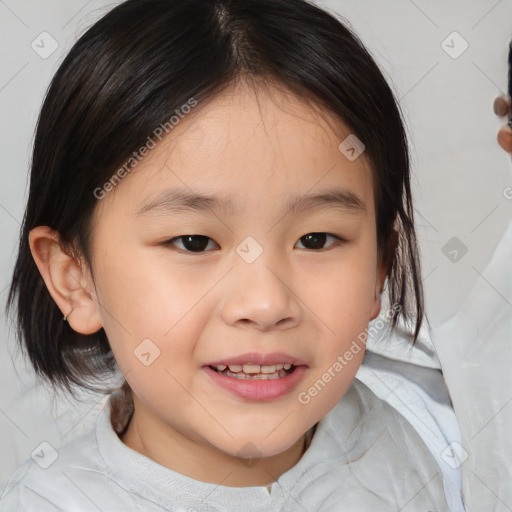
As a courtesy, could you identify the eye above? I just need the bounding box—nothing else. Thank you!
[164,232,344,253]
[165,235,219,253]
[295,232,343,250]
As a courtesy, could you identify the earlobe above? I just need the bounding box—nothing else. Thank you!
[369,228,398,321]
[369,258,388,321]
[369,289,382,321]
[28,226,103,334]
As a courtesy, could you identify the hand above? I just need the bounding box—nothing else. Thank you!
[493,95,512,154]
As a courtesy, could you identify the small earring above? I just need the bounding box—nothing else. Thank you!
[63,308,74,323]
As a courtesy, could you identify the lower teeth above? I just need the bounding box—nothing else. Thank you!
[214,368,291,380]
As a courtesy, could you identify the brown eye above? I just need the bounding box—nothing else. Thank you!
[165,235,218,252]
[295,233,342,250]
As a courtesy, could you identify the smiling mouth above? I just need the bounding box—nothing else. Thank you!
[208,363,297,380]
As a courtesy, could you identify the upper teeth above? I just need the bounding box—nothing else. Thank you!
[215,363,292,373]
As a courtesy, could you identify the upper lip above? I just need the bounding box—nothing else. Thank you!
[205,352,308,367]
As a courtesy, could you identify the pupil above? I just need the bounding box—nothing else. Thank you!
[183,235,209,252]
[302,233,326,250]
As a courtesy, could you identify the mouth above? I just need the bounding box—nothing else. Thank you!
[208,363,298,380]
[202,353,308,400]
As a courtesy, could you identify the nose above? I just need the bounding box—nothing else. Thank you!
[220,249,303,331]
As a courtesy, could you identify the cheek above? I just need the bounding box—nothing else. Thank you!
[307,247,378,326]
[92,245,208,372]
[300,242,378,394]
[295,253,376,417]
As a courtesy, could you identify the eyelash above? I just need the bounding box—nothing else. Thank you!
[163,233,345,253]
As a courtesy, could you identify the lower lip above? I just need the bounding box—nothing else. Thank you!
[202,365,307,401]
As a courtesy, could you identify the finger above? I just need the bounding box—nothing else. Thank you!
[493,96,511,117]
[497,125,512,153]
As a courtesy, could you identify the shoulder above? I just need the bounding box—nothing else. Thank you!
[0,404,138,512]
[0,457,66,512]
[303,379,450,511]
[0,426,105,511]
[326,378,442,467]
[323,377,408,444]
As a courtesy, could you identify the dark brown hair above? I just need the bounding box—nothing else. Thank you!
[6,0,426,399]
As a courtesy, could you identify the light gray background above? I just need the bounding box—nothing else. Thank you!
[1,0,511,495]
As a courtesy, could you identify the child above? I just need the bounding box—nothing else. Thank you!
[0,0,455,509]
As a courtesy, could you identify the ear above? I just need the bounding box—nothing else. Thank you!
[28,226,103,334]
[369,228,398,321]
[368,258,388,321]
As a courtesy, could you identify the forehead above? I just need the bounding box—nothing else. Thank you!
[97,81,375,220]
[162,82,361,172]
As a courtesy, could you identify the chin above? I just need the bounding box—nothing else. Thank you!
[212,432,302,462]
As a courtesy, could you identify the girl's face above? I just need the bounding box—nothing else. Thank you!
[88,81,386,480]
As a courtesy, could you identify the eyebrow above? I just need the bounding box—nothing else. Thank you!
[135,188,367,217]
